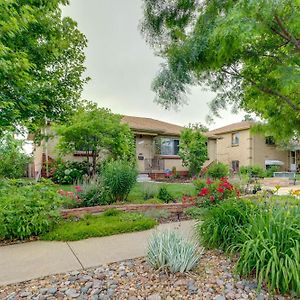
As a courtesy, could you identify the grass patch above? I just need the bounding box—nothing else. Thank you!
[127,182,195,203]
[41,211,157,241]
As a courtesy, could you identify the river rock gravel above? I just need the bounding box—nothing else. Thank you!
[0,250,293,299]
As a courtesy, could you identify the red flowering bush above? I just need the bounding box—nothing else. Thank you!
[196,177,240,206]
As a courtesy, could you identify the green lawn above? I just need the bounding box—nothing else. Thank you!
[127,182,196,203]
[41,210,157,241]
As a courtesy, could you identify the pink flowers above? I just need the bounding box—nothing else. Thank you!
[75,185,82,192]
[182,195,196,205]
[206,178,213,185]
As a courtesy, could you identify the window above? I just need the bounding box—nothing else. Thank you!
[265,136,275,145]
[160,138,179,156]
[231,132,240,146]
[232,160,240,172]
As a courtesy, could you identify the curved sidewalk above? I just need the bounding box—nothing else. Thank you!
[0,220,195,286]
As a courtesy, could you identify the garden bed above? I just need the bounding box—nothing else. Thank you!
[61,203,194,218]
[1,250,287,299]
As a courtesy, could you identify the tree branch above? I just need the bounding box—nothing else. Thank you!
[221,67,300,111]
[272,16,300,52]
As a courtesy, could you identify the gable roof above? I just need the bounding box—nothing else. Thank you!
[122,115,218,139]
[121,115,183,136]
[208,121,254,135]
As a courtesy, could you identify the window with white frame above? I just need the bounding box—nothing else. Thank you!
[160,138,180,155]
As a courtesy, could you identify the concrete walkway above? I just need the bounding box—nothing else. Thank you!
[0,220,195,286]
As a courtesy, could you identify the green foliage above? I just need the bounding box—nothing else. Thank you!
[239,165,266,178]
[206,163,229,179]
[77,177,109,207]
[127,182,195,204]
[52,160,90,184]
[56,105,135,175]
[0,184,62,240]
[0,0,88,132]
[235,206,300,296]
[179,127,208,175]
[192,178,206,192]
[157,186,174,203]
[42,212,157,241]
[197,199,255,251]
[141,0,300,140]
[144,209,171,220]
[102,160,138,202]
[265,165,280,177]
[184,207,204,219]
[198,197,300,296]
[147,231,201,273]
[141,182,159,200]
[197,178,239,207]
[0,133,30,178]
[102,208,122,217]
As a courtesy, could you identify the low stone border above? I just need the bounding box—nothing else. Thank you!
[61,203,194,218]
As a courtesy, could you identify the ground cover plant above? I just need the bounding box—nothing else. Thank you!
[0,182,63,240]
[147,231,201,273]
[42,210,157,241]
[198,197,300,296]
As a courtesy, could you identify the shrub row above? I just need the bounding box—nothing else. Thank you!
[0,182,63,240]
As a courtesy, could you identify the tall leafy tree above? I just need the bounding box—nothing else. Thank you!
[179,127,208,175]
[0,133,30,178]
[55,105,135,175]
[141,0,300,140]
[0,0,88,133]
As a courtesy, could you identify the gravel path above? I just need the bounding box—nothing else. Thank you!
[1,249,291,300]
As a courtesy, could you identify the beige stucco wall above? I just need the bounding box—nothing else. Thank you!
[163,158,186,171]
[135,135,155,172]
[252,134,289,170]
[215,130,252,167]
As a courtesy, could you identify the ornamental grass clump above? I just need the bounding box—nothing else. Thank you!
[234,206,300,296]
[197,199,255,251]
[147,231,201,273]
[102,160,138,202]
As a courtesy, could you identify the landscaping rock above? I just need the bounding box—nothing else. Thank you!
[0,250,287,300]
[65,288,80,298]
[147,293,162,300]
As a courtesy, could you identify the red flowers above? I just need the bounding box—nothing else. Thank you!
[199,187,209,196]
[217,187,225,193]
[196,177,240,207]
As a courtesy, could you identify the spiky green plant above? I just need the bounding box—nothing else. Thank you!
[196,199,255,251]
[234,206,300,296]
[147,231,201,273]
